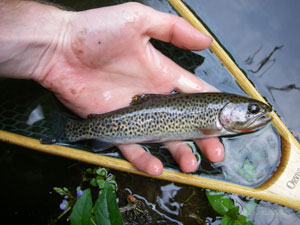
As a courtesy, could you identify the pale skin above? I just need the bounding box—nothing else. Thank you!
[0,1,224,176]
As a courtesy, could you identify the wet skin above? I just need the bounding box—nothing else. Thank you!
[39,3,225,176]
[0,2,224,175]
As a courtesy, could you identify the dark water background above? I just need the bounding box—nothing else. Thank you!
[182,0,300,141]
[1,0,300,224]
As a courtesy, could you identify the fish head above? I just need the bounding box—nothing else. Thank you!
[219,99,272,133]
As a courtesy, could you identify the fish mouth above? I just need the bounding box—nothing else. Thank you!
[241,114,272,132]
[234,113,272,133]
[254,114,272,126]
[250,104,272,129]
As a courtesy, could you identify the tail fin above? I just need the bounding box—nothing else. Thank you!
[41,111,76,144]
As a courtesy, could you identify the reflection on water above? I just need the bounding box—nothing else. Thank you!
[231,194,300,225]
[183,0,300,140]
[216,125,280,187]
[26,105,44,126]
[247,45,284,76]
[245,45,263,66]
[1,142,299,224]
[157,183,182,216]
[121,175,300,225]
[267,84,300,102]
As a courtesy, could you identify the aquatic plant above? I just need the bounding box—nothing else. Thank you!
[53,167,123,225]
[206,190,254,225]
[51,167,257,224]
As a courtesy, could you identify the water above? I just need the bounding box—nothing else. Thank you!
[212,125,280,187]
[182,0,300,141]
[133,1,282,187]
[1,0,299,224]
[1,143,299,224]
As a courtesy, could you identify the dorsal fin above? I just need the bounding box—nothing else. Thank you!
[130,94,165,105]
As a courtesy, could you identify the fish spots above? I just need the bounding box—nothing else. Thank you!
[64,93,256,143]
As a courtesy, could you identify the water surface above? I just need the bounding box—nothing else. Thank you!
[182,0,300,141]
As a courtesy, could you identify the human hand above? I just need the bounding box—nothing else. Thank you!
[36,3,225,175]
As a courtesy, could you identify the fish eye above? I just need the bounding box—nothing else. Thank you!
[248,103,260,114]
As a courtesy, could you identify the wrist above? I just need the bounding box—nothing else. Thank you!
[0,0,73,81]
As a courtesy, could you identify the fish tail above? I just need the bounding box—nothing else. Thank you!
[41,111,75,144]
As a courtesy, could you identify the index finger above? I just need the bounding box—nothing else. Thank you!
[144,8,212,50]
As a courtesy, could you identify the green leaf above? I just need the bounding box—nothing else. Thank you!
[90,178,98,187]
[222,214,253,225]
[53,187,67,196]
[106,174,115,182]
[236,215,253,225]
[70,189,93,225]
[94,182,123,225]
[96,176,105,189]
[206,190,235,215]
[108,182,117,191]
[96,167,108,177]
[227,206,239,219]
[221,215,233,225]
[86,168,93,174]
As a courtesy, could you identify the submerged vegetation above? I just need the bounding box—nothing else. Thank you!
[50,167,255,225]
[1,143,299,224]
[51,168,122,225]
[206,191,254,225]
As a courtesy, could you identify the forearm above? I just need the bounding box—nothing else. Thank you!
[0,0,71,81]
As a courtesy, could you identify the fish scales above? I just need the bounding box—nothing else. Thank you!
[63,93,272,144]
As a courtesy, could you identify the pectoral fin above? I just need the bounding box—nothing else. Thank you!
[200,128,221,136]
[92,140,115,152]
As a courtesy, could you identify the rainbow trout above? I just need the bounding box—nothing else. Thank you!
[43,93,272,145]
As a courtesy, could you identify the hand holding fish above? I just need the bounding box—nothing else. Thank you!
[0,1,225,175]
